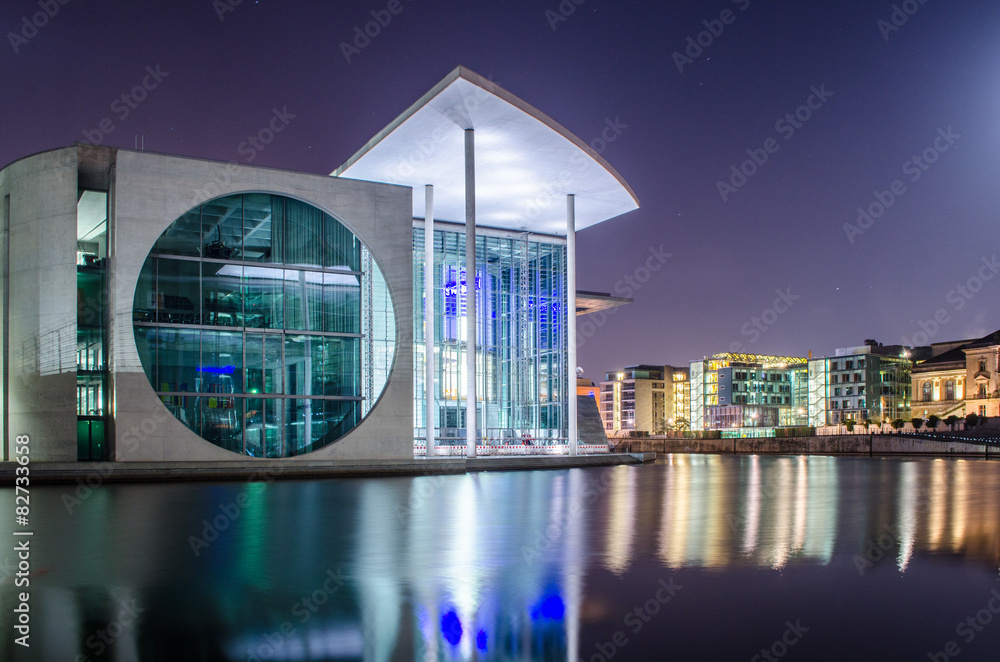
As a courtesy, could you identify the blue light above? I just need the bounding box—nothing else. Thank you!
[476,629,488,651]
[441,610,463,645]
[196,365,235,375]
[531,593,565,621]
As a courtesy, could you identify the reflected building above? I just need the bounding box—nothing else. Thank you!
[4,459,1000,659]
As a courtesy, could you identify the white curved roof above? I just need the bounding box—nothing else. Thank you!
[333,66,638,235]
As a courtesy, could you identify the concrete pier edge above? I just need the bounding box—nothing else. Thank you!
[0,453,657,486]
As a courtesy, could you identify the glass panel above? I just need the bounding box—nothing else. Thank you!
[324,214,361,271]
[243,398,279,458]
[284,335,311,396]
[202,263,242,327]
[284,198,324,267]
[324,272,361,333]
[157,328,200,393]
[156,258,200,324]
[201,195,243,259]
[156,208,201,256]
[133,259,157,322]
[133,326,157,386]
[265,398,283,458]
[242,193,274,263]
[284,269,327,332]
[284,398,309,456]
[198,392,240,450]
[245,334,282,395]
[313,337,360,397]
[199,330,243,394]
[321,399,361,444]
[243,265,283,329]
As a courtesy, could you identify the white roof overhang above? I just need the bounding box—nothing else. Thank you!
[333,67,638,235]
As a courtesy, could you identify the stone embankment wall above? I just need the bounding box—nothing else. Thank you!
[615,435,995,458]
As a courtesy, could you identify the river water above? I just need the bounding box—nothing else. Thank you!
[1,454,999,661]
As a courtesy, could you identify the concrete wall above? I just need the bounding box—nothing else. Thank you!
[618,434,995,458]
[110,149,414,461]
[0,148,79,461]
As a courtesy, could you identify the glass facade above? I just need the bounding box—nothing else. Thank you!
[689,354,809,432]
[133,193,395,457]
[413,228,568,448]
[77,190,109,460]
[807,351,912,425]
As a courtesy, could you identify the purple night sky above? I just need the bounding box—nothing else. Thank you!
[2,0,999,379]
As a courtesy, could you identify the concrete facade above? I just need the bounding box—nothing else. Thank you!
[1,145,415,463]
[1,148,80,461]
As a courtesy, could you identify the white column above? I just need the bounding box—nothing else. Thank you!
[425,185,436,458]
[465,129,477,459]
[567,195,578,456]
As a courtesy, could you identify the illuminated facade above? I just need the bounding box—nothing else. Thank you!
[911,330,1000,419]
[598,365,690,435]
[0,67,637,463]
[807,343,912,426]
[689,353,809,433]
[412,227,569,446]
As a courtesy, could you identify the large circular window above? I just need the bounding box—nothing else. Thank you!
[132,193,396,458]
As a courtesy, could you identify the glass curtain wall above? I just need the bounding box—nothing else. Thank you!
[413,228,567,449]
[77,190,109,460]
[133,193,395,458]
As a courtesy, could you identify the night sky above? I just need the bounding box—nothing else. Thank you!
[3,0,999,379]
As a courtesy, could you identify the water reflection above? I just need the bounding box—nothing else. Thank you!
[1,455,999,660]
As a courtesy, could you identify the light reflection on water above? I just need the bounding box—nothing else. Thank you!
[1,455,999,661]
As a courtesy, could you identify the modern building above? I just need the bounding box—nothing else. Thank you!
[807,341,912,426]
[599,365,690,435]
[689,353,809,434]
[911,330,1000,419]
[1,66,638,463]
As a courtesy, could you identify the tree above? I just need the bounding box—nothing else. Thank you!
[673,417,690,432]
[966,412,980,428]
[891,418,905,431]
[844,418,856,432]
[926,414,940,430]
[945,415,959,430]
[911,417,924,431]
